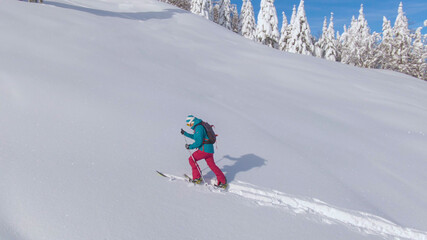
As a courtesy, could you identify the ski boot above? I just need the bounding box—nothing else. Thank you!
[192,178,203,184]
[215,181,228,189]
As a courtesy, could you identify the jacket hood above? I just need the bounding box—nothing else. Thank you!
[191,117,202,130]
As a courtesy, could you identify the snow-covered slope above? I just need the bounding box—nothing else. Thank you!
[1,0,427,239]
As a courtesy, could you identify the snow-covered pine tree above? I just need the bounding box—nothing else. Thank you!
[340,5,376,68]
[191,0,202,17]
[314,17,328,58]
[287,0,314,55]
[410,27,427,80]
[391,2,412,75]
[284,5,297,51]
[324,13,338,61]
[336,30,342,61]
[191,0,202,15]
[278,12,289,51]
[336,28,344,62]
[212,3,220,23]
[339,22,354,64]
[341,16,357,65]
[239,0,256,40]
[231,4,239,33]
[238,0,247,33]
[256,0,280,49]
[218,0,232,30]
[289,5,297,26]
[203,0,213,20]
[191,0,212,19]
[358,5,379,68]
[376,17,394,69]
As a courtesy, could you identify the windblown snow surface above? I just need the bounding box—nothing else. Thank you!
[1,0,427,239]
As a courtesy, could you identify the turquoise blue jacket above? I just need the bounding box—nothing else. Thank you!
[184,117,214,154]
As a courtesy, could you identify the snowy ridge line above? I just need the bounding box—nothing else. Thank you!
[164,173,427,240]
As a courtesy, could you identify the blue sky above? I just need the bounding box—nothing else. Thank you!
[231,0,427,37]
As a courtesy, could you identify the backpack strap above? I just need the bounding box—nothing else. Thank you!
[194,122,210,144]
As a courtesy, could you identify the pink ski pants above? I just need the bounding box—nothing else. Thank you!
[189,150,226,184]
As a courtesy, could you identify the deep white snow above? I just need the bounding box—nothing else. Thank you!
[1,0,427,240]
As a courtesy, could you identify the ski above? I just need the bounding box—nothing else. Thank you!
[156,170,168,178]
[183,173,192,182]
[156,171,228,191]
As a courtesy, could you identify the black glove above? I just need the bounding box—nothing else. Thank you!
[181,128,185,135]
[185,144,190,149]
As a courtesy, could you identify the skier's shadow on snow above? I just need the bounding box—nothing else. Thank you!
[44,1,187,21]
[204,154,267,182]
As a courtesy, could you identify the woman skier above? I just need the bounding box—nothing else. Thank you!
[181,115,227,188]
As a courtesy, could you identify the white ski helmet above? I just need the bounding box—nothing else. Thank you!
[186,115,195,127]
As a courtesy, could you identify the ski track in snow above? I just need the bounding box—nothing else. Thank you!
[162,173,427,240]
